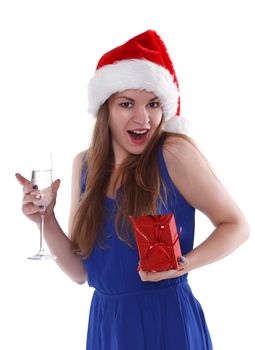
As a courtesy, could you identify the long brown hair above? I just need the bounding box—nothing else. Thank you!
[70,102,196,258]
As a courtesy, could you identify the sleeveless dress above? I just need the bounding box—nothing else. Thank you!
[81,140,213,350]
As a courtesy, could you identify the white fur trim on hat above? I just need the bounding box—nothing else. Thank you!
[163,115,191,134]
[88,59,179,121]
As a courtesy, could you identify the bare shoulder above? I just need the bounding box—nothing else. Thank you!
[68,150,88,235]
[162,135,218,214]
[161,135,245,226]
[72,150,88,171]
[162,135,209,184]
[70,150,88,198]
[163,135,203,165]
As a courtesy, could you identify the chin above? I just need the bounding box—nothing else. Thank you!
[127,145,147,155]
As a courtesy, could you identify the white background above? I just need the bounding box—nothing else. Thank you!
[1,0,255,349]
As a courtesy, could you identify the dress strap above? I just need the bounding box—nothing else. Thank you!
[80,163,87,196]
[156,139,195,211]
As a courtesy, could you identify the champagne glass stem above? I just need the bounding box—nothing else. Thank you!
[39,213,45,254]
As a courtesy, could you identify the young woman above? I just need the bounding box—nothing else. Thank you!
[16,30,249,350]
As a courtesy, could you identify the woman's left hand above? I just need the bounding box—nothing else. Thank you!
[138,256,189,282]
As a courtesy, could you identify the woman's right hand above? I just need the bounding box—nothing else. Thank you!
[15,173,61,226]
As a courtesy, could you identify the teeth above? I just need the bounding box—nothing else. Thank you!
[130,130,147,135]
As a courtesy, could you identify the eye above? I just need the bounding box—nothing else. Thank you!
[147,101,160,108]
[120,102,133,108]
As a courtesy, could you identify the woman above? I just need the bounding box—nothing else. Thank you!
[16,30,249,349]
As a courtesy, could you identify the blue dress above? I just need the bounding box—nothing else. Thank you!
[81,141,213,350]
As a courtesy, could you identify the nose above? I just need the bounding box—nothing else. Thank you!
[132,106,150,125]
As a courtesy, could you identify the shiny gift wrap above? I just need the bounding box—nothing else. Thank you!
[129,214,182,272]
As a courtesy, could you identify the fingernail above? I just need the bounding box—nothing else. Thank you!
[178,256,186,264]
[32,185,38,190]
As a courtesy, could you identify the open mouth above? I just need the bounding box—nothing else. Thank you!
[127,129,149,140]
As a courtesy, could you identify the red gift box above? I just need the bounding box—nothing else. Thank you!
[129,213,182,272]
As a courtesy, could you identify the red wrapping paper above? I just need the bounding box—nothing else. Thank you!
[129,213,182,272]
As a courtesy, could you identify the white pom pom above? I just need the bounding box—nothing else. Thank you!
[163,115,191,134]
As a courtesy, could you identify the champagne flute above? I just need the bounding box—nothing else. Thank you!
[28,151,56,260]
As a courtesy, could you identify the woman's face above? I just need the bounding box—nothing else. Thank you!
[108,89,163,165]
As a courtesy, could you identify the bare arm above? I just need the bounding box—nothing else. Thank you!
[164,136,250,272]
[43,213,86,284]
[16,151,87,284]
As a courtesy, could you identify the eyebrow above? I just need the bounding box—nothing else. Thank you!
[116,95,159,102]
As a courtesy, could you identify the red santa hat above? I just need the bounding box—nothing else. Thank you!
[88,30,188,133]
